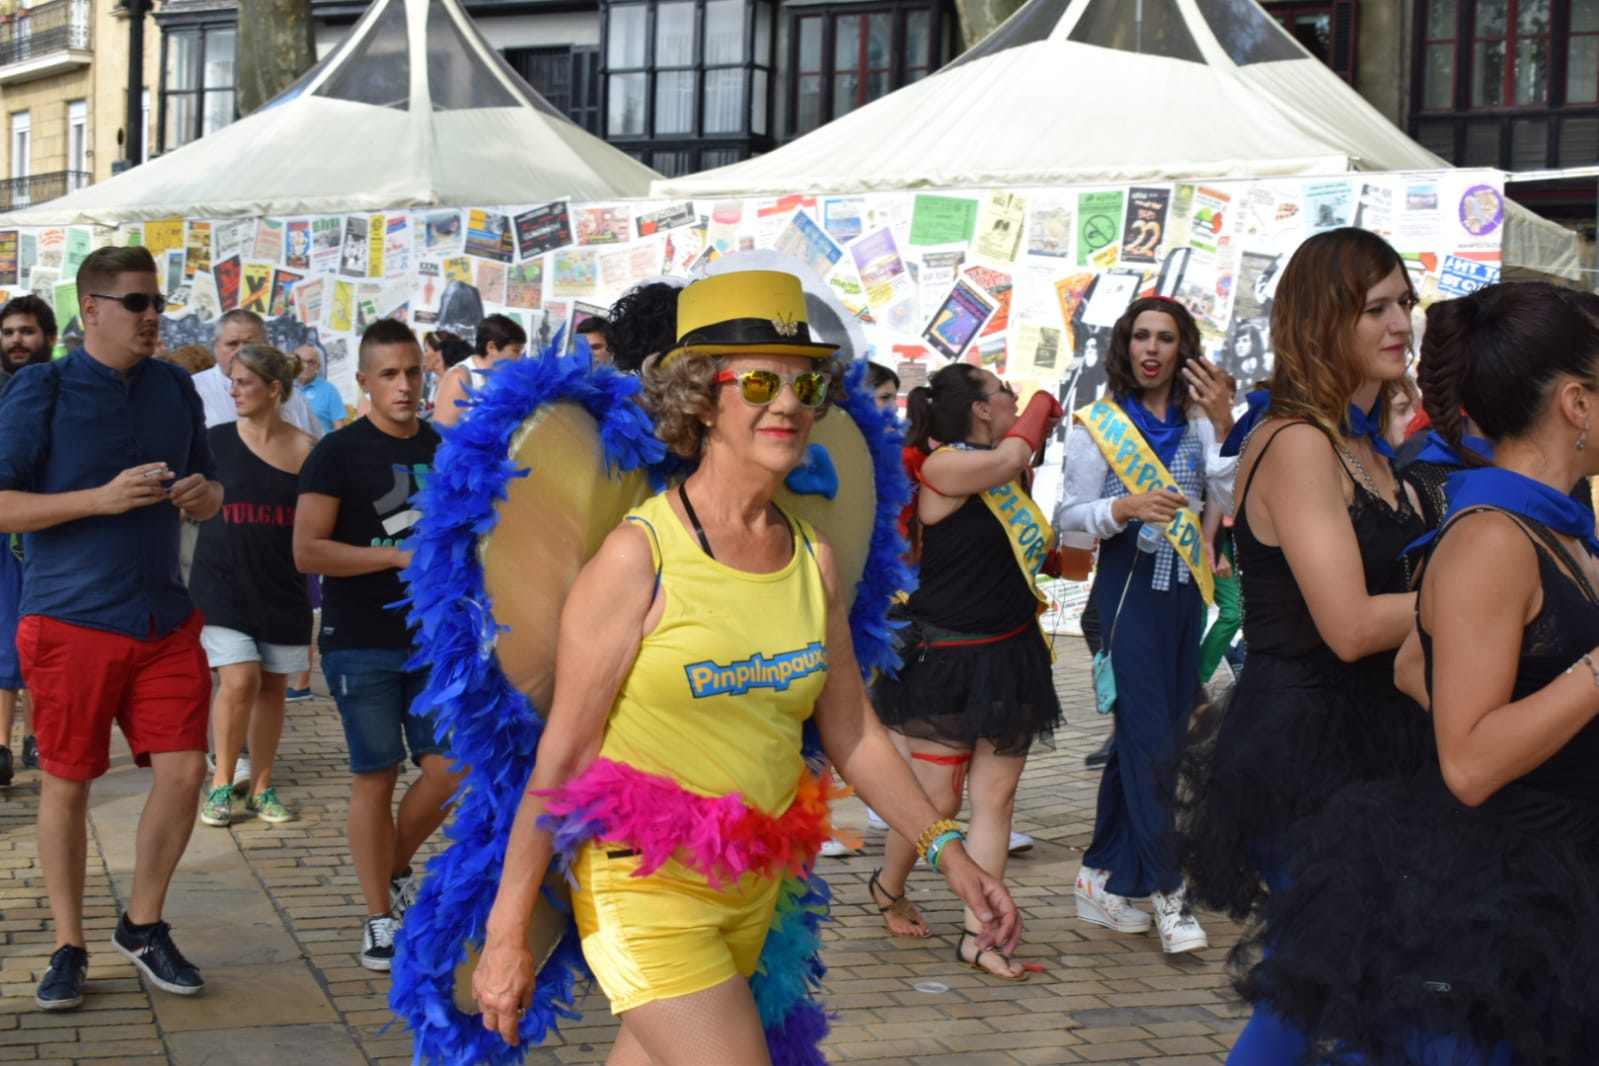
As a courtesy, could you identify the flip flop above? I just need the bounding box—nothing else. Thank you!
[956,928,1028,982]
[868,868,927,936]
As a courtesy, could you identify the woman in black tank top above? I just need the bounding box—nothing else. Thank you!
[1176,230,1436,1062]
[1232,283,1599,1065]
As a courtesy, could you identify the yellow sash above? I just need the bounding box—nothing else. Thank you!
[1074,399,1215,605]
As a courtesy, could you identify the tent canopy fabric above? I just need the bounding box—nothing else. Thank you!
[0,0,659,226]
[654,0,1579,279]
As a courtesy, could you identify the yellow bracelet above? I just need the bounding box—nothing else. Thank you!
[915,818,961,860]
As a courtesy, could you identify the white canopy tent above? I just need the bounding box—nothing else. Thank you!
[0,0,659,226]
[656,0,1580,279]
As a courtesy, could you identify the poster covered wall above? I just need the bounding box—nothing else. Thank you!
[0,169,1507,414]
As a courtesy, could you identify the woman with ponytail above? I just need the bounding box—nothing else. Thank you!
[1176,228,1434,1061]
[868,363,1063,980]
[1231,282,1599,1065]
[1056,295,1236,955]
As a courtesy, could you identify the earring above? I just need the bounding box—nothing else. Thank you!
[1580,423,1589,452]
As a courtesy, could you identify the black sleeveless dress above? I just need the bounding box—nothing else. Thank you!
[1238,513,1599,1065]
[1179,424,1433,920]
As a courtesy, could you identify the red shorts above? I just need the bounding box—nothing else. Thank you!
[18,611,212,781]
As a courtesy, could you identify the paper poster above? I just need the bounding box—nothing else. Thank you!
[849,227,913,312]
[465,210,514,262]
[974,333,1007,372]
[58,228,91,279]
[506,259,543,309]
[442,256,472,285]
[599,248,632,297]
[552,249,598,297]
[212,219,252,262]
[823,198,867,243]
[330,279,354,332]
[270,269,303,317]
[34,229,63,270]
[164,250,186,295]
[1026,199,1073,259]
[185,222,212,278]
[476,260,508,305]
[252,218,285,264]
[772,210,844,278]
[368,213,386,277]
[1437,253,1500,298]
[636,202,695,237]
[576,206,630,247]
[909,194,979,246]
[339,216,369,277]
[974,192,1026,264]
[707,200,744,252]
[1306,180,1355,234]
[1355,182,1395,238]
[1457,181,1505,242]
[0,231,18,285]
[1010,321,1062,377]
[918,250,965,324]
[213,255,242,311]
[145,218,184,259]
[293,276,325,325]
[27,267,58,302]
[240,261,272,314]
[1400,181,1441,246]
[1076,190,1125,266]
[963,265,1013,335]
[285,220,311,270]
[53,280,77,321]
[422,210,464,256]
[311,218,342,271]
[756,195,816,246]
[923,277,995,361]
[514,203,572,258]
[18,233,36,276]
[1187,186,1231,254]
[1120,187,1171,265]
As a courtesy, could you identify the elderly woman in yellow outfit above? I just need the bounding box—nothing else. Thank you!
[471,270,1021,1062]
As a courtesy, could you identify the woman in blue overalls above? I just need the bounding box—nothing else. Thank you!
[1056,295,1236,954]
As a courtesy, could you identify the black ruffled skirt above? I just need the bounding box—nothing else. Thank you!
[871,615,1060,757]
[1236,768,1599,1065]
[1177,651,1433,920]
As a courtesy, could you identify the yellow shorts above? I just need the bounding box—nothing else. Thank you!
[571,841,781,1014]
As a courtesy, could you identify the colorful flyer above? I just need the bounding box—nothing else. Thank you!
[514,202,572,258]
[923,277,995,361]
[465,210,514,263]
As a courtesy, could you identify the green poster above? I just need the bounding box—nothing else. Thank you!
[1077,190,1126,266]
[909,194,978,246]
[62,228,93,277]
[53,280,78,321]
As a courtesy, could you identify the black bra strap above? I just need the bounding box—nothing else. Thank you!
[677,482,715,559]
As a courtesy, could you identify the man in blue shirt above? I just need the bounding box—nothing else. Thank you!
[293,344,347,435]
[0,246,223,1012]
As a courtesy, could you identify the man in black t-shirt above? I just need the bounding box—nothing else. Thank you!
[293,319,461,972]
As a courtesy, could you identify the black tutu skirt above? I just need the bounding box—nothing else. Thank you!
[871,616,1060,757]
[1178,651,1433,920]
[1237,768,1599,1065]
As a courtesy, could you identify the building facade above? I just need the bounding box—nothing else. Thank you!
[0,0,159,208]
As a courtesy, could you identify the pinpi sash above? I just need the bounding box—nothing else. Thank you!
[936,446,1056,609]
[1074,399,1214,604]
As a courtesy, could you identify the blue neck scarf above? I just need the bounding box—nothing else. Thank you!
[1428,466,1599,559]
[1118,393,1185,469]
[1221,389,1270,458]
[1412,429,1494,469]
[1347,397,1396,461]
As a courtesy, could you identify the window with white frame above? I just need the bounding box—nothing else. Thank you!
[67,99,87,187]
[10,110,30,181]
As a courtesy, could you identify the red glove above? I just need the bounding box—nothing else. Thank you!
[1004,391,1065,454]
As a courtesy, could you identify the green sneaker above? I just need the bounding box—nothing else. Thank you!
[246,788,294,824]
[199,784,234,827]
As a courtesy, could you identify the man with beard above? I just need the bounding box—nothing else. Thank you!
[0,295,57,386]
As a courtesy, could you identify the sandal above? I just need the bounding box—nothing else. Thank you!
[956,928,1027,982]
[868,868,928,937]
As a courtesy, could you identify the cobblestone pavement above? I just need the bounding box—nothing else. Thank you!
[0,644,1246,1064]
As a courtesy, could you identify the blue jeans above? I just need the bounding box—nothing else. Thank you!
[321,647,444,774]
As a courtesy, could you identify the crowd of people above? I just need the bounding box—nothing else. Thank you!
[1,239,1596,1065]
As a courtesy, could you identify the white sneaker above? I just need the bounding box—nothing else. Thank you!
[866,808,888,831]
[360,914,397,971]
[1008,831,1035,854]
[205,753,253,795]
[818,839,854,858]
[1151,885,1208,954]
[1074,865,1152,934]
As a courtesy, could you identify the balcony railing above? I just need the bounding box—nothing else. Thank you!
[0,170,91,211]
[0,0,91,71]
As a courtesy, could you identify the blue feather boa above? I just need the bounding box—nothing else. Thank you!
[387,347,911,1064]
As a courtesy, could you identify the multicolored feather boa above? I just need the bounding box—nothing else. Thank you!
[387,349,913,1065]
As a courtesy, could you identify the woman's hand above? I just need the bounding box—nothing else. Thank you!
[936,842,1022,954]
[1182,358,1236,437]
[474,932,535,1045]
[1112,487,1188,526]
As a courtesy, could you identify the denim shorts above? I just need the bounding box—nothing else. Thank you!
[201,625,310,675]
[321,647,445,774]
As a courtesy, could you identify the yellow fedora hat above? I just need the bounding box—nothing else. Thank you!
[660,270,842,364]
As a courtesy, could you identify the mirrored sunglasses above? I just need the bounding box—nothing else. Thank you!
[715,368,830,408]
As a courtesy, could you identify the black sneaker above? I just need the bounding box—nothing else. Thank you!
[35,944,88,1011]
[112,915,204,995]
[21,734,38,769]
[1084,736,1112,769]
[360,914,397,972]
[0,745,12,789]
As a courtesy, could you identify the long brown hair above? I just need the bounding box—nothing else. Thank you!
[1104,296,1202,416]
[1267,227,1413,437]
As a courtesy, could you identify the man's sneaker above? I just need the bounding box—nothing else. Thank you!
[865,808,889,831]
[204,753,252,794]
[360,914,397,971]
[1151,886,1209,954]
[246,788,294,824]
[1075,865,1153,934]
[199,784,234,827]
[21,734,39,769]
[819,839,854,858]
[284,688,312,703]
[112,915,204,995]
[34,944,88,1011]
[389,868,419,922]
[1008,831,1034,854]
[0,745,12,789]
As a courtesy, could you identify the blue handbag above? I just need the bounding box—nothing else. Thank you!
[1092,554,1140,715]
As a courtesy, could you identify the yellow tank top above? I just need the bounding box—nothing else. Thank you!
[599,491,830,815]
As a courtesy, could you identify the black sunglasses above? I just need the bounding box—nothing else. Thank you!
[90,292,167,314]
